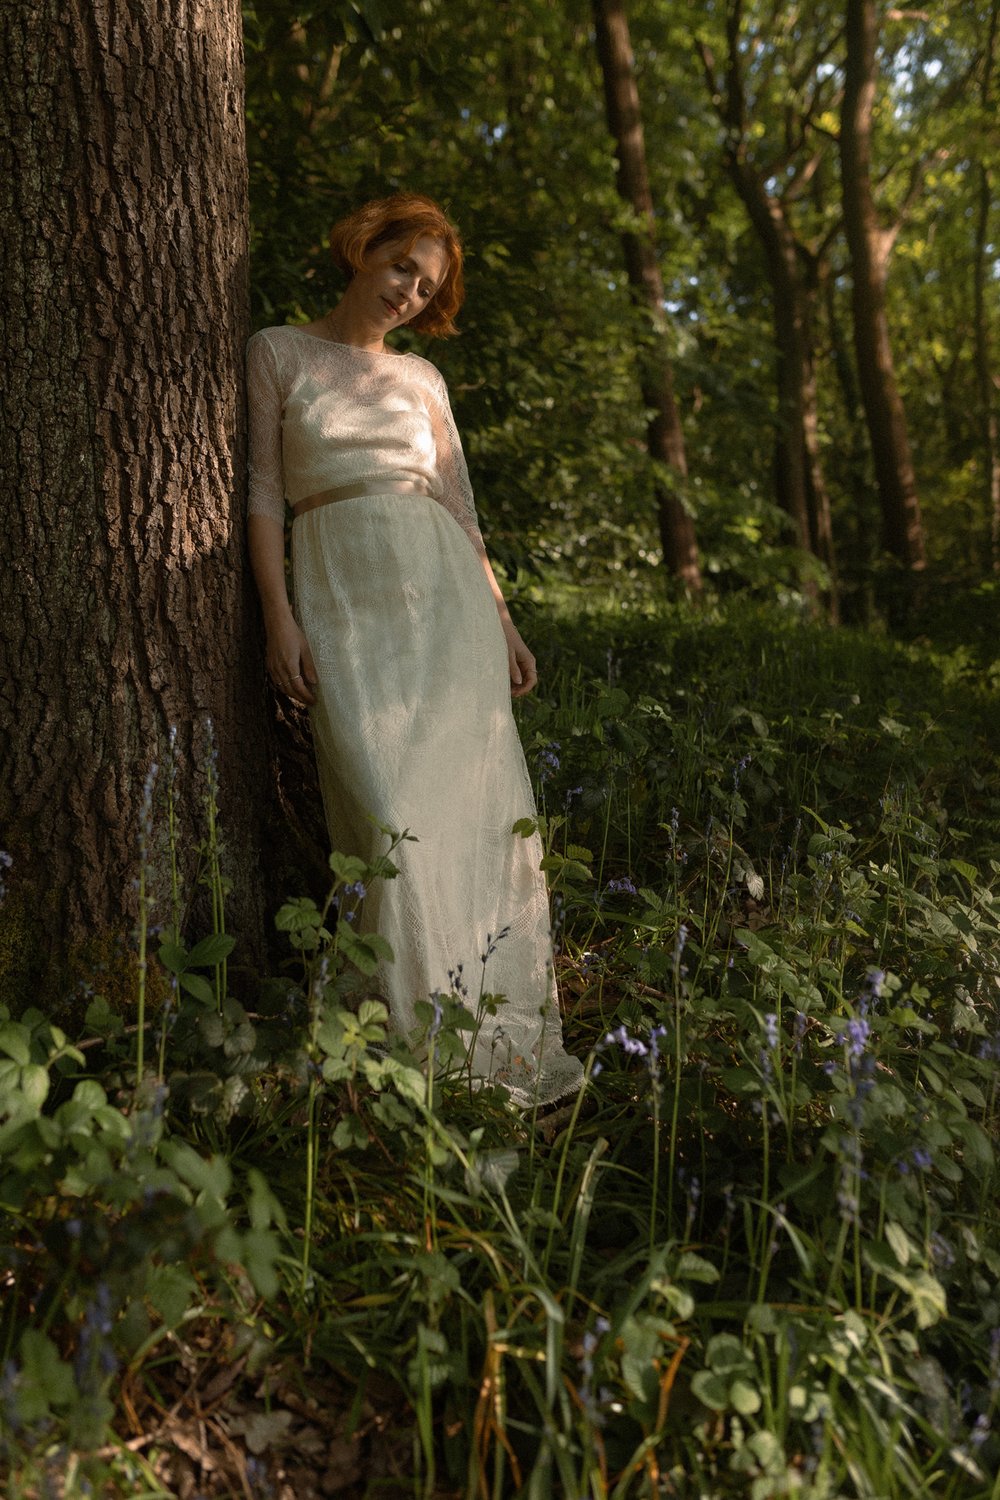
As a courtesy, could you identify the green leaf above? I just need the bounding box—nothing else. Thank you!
[705,1334,753,1374]
[512,816,538,838]
[187,933,236,968]
[243,1226,281,1299]
[148,1264,199,1328]
[358,998,389,1027]
[333,1115,368,1150]
[275,898,320,932]
[329,851,368,883]
[674,1251,720,1284]
[884,1220,913,1267]
[158,941,189,975]
[72,1079,108,1111]
[180,972,216,1005]
[162,1141,232,1203]
[730,1377,762,1415]
[17,1330,76,1420]
[19,1064,50,1111]
[0,1022,31,1066]
[690,1369,730,1411]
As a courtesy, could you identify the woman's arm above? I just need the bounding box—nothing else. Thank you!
[479,552,537,698]
[246,333,317,706]
[427,369,538,697]
[248,514,317,706]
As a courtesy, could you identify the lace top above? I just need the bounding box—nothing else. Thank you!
[246,325,486,556]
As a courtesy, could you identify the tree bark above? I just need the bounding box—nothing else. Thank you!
[973,0,1000,568]
[0,0,266,1005]
[723,156,837,614]
[839,0,925,571]
[591,0,701,593]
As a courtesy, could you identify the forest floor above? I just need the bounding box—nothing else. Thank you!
[5,583,1000,1499]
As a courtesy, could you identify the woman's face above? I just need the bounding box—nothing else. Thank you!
[354,234,449,329]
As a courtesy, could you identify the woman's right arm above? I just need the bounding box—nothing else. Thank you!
[246,332,317,706]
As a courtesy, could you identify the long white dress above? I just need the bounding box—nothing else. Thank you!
[247,325,583,1106]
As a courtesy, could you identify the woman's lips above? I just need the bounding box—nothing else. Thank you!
[382,296,399,316]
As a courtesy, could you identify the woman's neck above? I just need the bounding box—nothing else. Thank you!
[323,299,385,353]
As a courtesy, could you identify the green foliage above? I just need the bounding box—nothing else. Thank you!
[243,0,1000,605]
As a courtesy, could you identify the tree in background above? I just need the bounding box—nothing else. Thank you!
[592,0,702,593]
[0,0,264,1002]
[972,2,1000,567]
[839,0,925,572]
[695,0,842,615]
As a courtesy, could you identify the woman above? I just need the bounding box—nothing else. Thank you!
[246,193,582,1106]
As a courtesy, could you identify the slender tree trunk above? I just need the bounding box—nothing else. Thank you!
[0,0,265,1006]
[839,0,925,571]
[973,0,1000,567]
[592,0,701,593]
[725,157,838,614]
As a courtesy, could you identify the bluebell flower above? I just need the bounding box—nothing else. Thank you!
[75,1282,118,1392]
[577,1315,612,1427]
[674,923,689,965]
[604,876,638,898]
[535,742,561,781]
[930,1231,955,1270]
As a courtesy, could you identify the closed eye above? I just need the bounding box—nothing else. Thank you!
[395,261,436,300]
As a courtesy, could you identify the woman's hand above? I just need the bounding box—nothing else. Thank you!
[501,615,538,698]
[265,611,318,706]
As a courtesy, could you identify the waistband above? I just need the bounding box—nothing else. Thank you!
[292,478,434,518]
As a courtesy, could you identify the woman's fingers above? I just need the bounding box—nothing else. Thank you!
[268,628,318,706]
[510,644,537,697]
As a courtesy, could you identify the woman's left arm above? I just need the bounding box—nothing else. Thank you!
[427,368,538,696]
[480,555,538,698]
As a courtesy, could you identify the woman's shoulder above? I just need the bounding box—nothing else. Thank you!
[399,349,448,392]
[247,323,310,351]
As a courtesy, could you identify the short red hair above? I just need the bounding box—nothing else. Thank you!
[329,193,464,337]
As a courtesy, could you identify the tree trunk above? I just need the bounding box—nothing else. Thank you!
[591,0,701,593]
[839,0,925,571]
[973,0,1000,568]
[0,0,266,1007]
[725,156,838,615]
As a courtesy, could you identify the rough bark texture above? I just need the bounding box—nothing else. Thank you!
[592,0,702,593]
[0,0,266,1004]
[840,0,925,571]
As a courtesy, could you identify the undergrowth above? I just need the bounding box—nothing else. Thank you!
[3,594,1000,1498]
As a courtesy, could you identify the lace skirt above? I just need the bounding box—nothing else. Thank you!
[291,492,584,1107]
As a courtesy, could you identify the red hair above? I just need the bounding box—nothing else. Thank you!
[329,193,464,337]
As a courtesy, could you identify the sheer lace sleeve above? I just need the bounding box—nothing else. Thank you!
[425,368,487,558]
[246,331,287,523]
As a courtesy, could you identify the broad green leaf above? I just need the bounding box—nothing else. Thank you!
[187,933,236,968]
[0,1022,31,1066]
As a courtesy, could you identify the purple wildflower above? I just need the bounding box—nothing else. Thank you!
[536,742,561,781]
[604,876,638,898]
[732,753,752,790]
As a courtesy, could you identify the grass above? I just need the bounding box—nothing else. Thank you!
[3,587,1000,1498]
